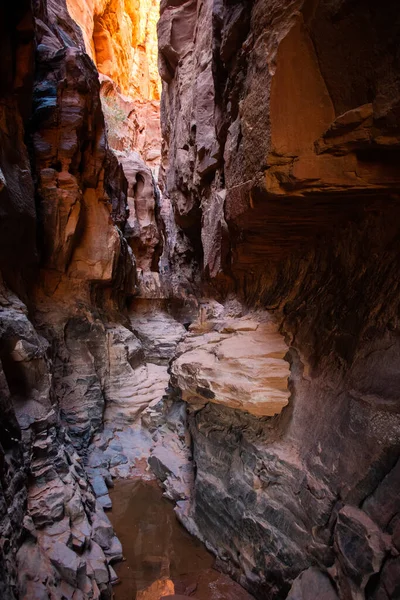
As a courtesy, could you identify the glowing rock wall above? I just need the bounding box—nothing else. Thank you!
[66,0,160,101]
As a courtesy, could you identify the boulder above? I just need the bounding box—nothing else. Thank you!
[286,568,339,600]
[334,505,386,587]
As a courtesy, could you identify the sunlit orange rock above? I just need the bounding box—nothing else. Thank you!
[66,0,162,166]
[135,577,175,600]
[66,0,160,101]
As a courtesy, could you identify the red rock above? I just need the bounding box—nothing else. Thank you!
[1,2,400,600]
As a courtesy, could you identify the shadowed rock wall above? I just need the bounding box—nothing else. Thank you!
[0,1,138,597]
[0,3,38,595]
[159,1,400,598]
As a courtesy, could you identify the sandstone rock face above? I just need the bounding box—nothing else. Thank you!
[0,279,121,600]
[66,0,160,101]
[171,311,290,416]
[159,0,400,276]
[1,0,400,599]
[0,0,190,598]
[131,309,186,364]
[101,76,161,165]
[159,0,400,598]
[66,0,162,168]
[0,0,146,597]
[118,151,161,271]
[32,0,136,313]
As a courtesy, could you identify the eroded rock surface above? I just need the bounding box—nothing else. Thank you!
[0,279,122,599]
[87,307,192,505]
[158,0,400,598]
[171,310,290,416]
[1,0,400,599]
[118,151,161,272]
[66,0,162,169]
[66,0,160,101]
[0,0,145,597]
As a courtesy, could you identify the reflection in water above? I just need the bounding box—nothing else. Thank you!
[108,479,214,599]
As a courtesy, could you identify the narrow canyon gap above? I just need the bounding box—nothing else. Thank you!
[0,1,399,600]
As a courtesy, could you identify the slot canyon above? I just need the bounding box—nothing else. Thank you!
[0,0,399,599]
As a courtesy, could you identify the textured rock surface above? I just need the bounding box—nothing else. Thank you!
[66,0,160,100]
[171,310,290,416]
[118,151,161,271]
[66,0,162,168]
[333,505,386,599]
[0,279,122,599]
[1,0,400,599]
[0,0,196,597]
[159,0,400,278]
[32,0,135,314]
[286,568,339,600]
[101,77,161,165]
[159,0,400,599]
[0,0,143,597]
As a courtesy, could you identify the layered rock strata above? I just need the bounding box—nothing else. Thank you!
[0,0,199,594]
[0,265,124,600]
[1,0,400,599]
[158,0,400,599]
[171,307,290,416]
[159,0,400,278]
[0,0,161,597]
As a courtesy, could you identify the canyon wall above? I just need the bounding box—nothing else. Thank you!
[0,0,399,599]
[0,0,195,597]
[66,0,162,165]
[159,0,400,599]
[0,0,145,597]
[64,0,164,281]
[66,0,160,101]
